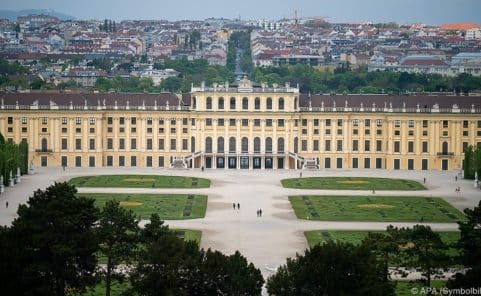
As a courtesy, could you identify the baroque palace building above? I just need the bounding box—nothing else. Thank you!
[1,77,481,171]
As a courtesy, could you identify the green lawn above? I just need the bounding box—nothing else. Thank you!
[96,229,202,265]
[395,280,446,296]
[78,193,207,219]
[289,195,465,222]
[69,175,210,188]
[305,230,460,258]
[174,229,202,244]
[281,177,426,190]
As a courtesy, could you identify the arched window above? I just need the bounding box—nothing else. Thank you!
[277,138,285,153]
[242,97,248,110]
[266,97,272,110]
[230,97,236,110]
[442,141,448,154]
[218,97,224,110]
[278,97,284,110]
[191,136,196,152]
[254,137,261,153]
[293,137,298,153]
[205,137,212,153]
[266,137,272,153]
[229,137,236,153]
[41,138,48,151]
[217,137,224,153]
[241,137,248,153]
[206,97,212,110]
[255,97,260,110]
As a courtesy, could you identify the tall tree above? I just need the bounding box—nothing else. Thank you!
[464,145,475,179]
[448,201,481,289]
[361,226,401,281]
[5,182,99,296]
[97,200,139,296]
[103,19,108,32]
[397,225,450,287]
[266,241,394,296]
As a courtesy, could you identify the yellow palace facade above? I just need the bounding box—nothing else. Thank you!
[1,78,481,171]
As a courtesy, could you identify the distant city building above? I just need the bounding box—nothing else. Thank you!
[62,67,107,87]
[17,14,59,28]
[139,69,179,86]
[368,53,481,77]
[272,55,324,67]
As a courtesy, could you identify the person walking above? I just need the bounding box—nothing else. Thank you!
[237,203,240,210]
[423,177,426,184]
[259,209,262,217]
[233,203,236,210]
[256,209,259,217]
[455,175,458,182]
[300,172,302,178]
[5,201,8,208]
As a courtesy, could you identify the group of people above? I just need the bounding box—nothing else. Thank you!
[232,203,263,217]
[455,186,461,193]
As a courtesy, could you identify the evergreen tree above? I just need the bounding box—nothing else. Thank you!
[1,183,99,296]
[267,241,394,296]
[448,201,481,289]
[97,200,139,296]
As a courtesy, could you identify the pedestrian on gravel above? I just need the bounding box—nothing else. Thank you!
[256,209,259,217]
[233,203,236,210]
[423,177,426,184]
[455,175,458,182]
[237,203,240,210]
[5,201,8,208]
[259,209,262,217]
[300,172,302,178]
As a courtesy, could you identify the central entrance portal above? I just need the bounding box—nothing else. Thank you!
[217,157,225,168]
[240,156,249,169]
[253,157,261,169]
[265,157,273,169]
[228,157,236,169]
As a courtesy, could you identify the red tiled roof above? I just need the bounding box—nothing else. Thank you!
[441,23,481,30]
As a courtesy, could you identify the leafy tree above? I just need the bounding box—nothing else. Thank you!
[464,145,481,180]
[129,233,199,295]
[30,79,46,89]
[266,241,394,296]
[139,213,170,244]
[448,201,481,289]
[160,76,182,92]
[397,225,450,287]
[192,250,264,296]
[3,182,99,296]
[0,59,29,75]
[361,226,401,281]
[97,200,139,296]
[131,215,263,295]
[464,145,475,179]
[19,139,28,174]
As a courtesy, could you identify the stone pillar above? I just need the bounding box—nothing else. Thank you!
[0,175,4,193]
[9,171,14,187]
[16,167,21,183]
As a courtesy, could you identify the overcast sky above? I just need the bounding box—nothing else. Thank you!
[3,0,481,24]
